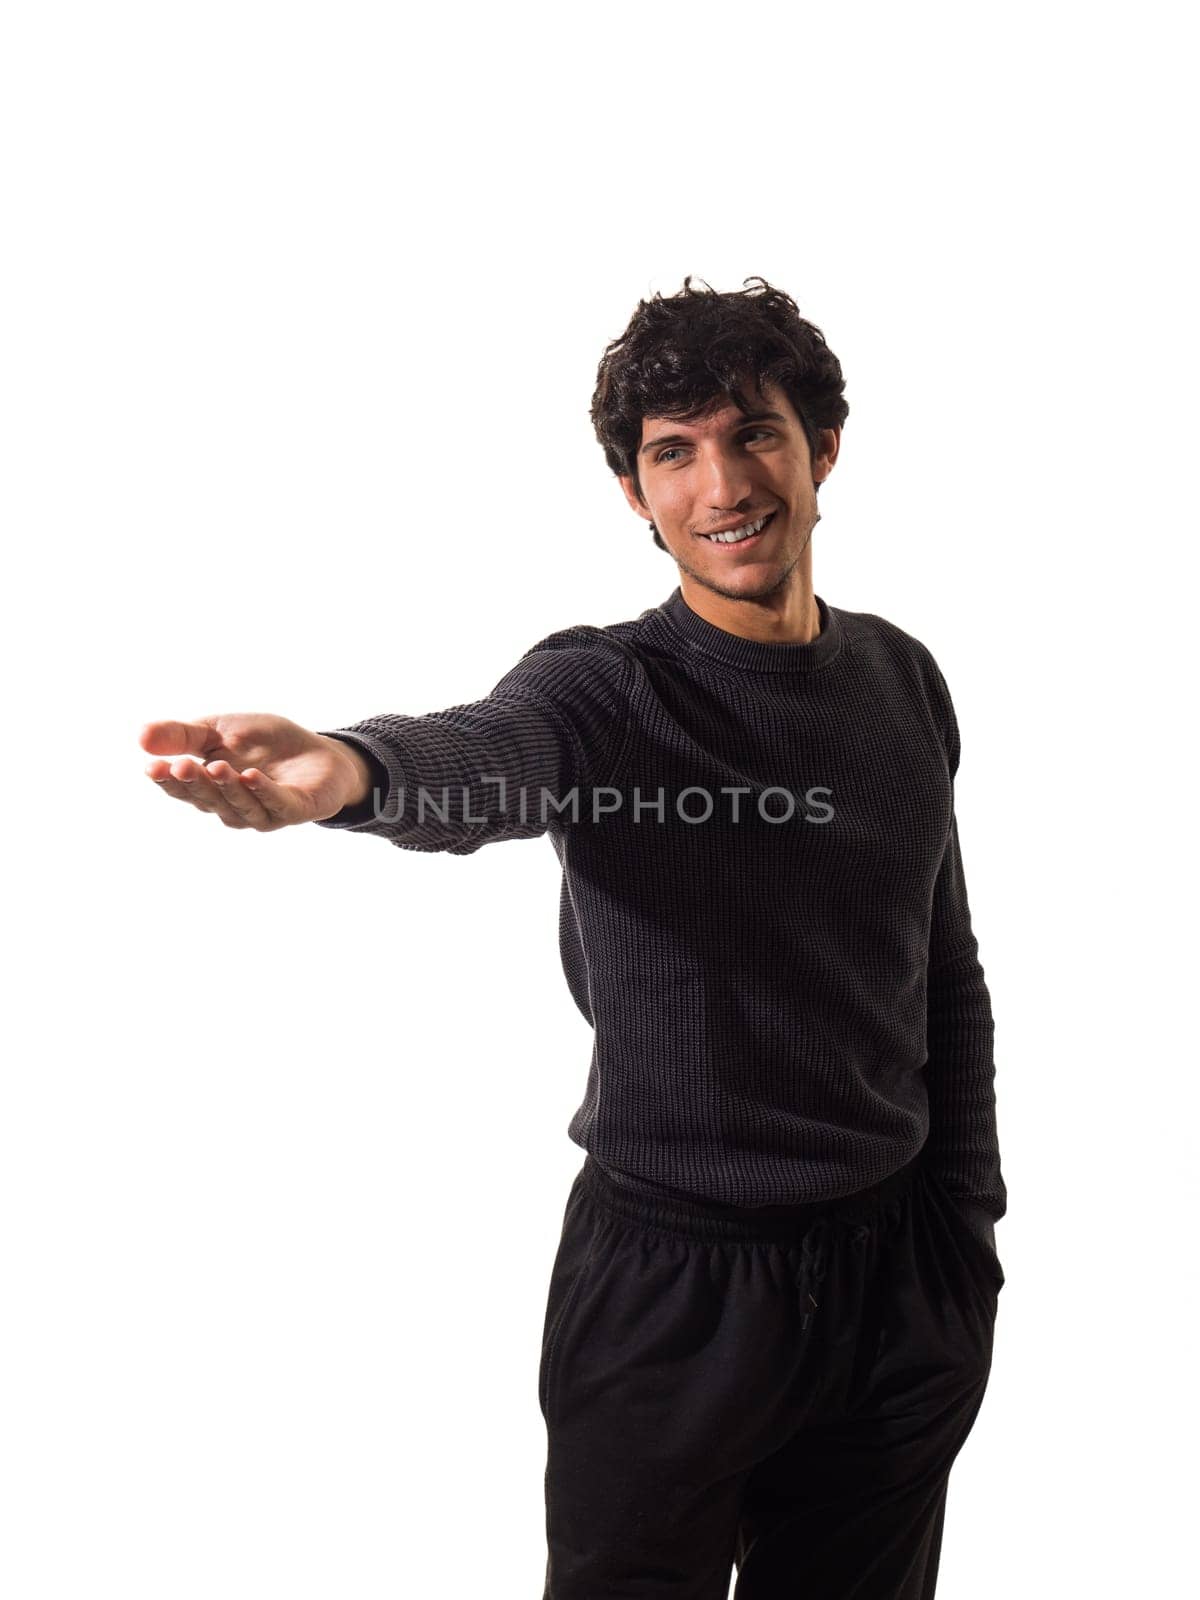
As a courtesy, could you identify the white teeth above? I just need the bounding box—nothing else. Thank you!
[704,514,769,544]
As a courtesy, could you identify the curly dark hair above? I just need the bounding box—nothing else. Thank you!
[590,275,850,552]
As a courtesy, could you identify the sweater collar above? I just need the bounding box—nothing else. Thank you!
[660,585,844,674]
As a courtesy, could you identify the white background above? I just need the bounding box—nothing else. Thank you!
[3,2,1196,1595]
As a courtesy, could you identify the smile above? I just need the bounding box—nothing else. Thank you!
[698,511,777,546]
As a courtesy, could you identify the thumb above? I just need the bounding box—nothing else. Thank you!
[138,719,221,757]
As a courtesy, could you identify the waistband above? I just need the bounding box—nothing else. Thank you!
[578,1148,928,1247]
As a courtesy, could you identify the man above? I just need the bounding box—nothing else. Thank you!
[142,275,1006,1599]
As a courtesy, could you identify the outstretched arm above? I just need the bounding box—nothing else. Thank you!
[141,629,631,852]
[314,629,632,855]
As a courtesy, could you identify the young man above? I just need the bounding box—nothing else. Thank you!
[141,276,1006,1600]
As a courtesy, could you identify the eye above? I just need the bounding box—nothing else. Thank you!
[654,428,774,465]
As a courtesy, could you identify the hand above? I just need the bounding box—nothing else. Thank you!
[140,713,370,831]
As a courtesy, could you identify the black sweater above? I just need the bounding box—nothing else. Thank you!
[315,586,1005,1252]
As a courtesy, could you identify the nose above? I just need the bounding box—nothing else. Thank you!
[702,445,756,512]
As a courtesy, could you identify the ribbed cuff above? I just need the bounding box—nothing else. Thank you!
[314,732,393,828]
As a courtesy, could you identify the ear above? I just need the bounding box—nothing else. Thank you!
[812,427,842,485]
[618,474,653,521]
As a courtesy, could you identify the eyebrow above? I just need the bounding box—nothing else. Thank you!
[640,410,789,457]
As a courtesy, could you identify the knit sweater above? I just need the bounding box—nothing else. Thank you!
[315,585,1005,1255]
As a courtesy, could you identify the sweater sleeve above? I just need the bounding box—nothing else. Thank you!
[922,662,1007,1252]
[311,627,631,856]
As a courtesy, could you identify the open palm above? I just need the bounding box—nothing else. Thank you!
[140,712,367,830]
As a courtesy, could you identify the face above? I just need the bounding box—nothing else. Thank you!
[619,377,840,605]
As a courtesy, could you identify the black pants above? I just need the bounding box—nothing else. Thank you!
[539,1145,1003,1599]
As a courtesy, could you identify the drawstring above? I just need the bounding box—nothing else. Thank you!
[796,1199,904,1332]
[796,1217,831,1332]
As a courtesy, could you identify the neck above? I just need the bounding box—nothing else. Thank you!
[677,564,821,647]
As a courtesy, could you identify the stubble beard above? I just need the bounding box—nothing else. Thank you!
[674,509,820,604]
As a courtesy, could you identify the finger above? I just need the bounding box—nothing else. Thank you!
[148,759,275,830]
[139,720,219,758]
[165,760,226,814]
[143,755,207,793]
[234,766,304,826]
[204,760,277,827]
